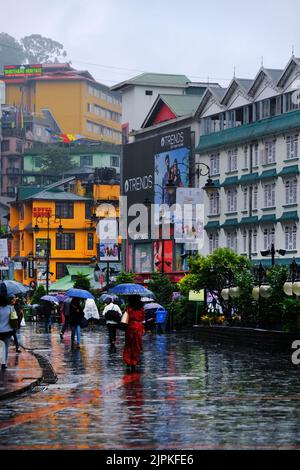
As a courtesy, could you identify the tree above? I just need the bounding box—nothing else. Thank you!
[21,34,67,63]
[31,284,46,305]
[0,33,25,71]
[148,273,175,306]
[73,273,91,291]
[40,147,77,174]
[115,271,135,284]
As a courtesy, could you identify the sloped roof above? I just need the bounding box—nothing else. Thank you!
[111,72,190,91]
[265,68,283,82]
[25,189,91,202]
[235,78,253,91]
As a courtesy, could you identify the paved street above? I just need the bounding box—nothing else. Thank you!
[0,323,300,450]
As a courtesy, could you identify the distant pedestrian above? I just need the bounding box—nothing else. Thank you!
[103,298,122,351]
[84,298,100,328]
[9,296,22,353]
[42,301,55,333]
[60,297,72,339]
[123,295,145,372]
[0,295,14,370]
[69,298,84,349]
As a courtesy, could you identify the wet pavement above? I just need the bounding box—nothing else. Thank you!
[0,322,300,449]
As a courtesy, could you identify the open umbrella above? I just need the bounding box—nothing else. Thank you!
[40,295,59,304]
[0,280,29,297]
[66,288,95,299]
[141,296,155,303]
[144,302,163,310]
[108,283,154,296]
[99,293,118,303]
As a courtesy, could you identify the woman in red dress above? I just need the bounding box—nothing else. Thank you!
[123,295,145,372]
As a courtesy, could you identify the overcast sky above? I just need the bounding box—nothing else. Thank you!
[1,0,300,88]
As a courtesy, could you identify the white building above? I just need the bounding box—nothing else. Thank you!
[196,56,300,266]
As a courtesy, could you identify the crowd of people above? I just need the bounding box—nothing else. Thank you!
[1,291,166,373]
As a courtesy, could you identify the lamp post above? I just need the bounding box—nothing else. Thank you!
[32,207,63,294]
[283,258,300,297]
[195,162,217,194]
[220,269,240,323]
[260,243,286,266]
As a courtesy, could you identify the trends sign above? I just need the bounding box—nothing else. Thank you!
[122,127,191,208]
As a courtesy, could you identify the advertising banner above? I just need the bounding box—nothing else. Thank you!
[99,242,119,261]
[0,239,9,270]
[174,187,204,250]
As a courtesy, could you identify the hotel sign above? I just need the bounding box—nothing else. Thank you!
[3,64,42,78]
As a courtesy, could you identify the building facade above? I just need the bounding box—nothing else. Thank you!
[1,63,122,144]
[196,56,300,265]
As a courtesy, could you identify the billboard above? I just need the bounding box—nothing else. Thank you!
[3,64,42,78]
[0,240,9,271]
[123,128,190,206]
[174,187,204,250]
[99,242,119,261]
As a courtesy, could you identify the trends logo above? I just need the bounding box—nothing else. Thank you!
[124,175,153,192]
[161,131,184,148]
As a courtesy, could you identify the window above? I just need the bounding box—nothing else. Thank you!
[56,233,75,250]
[134,243,152,273]
[209,233,219,253]
[80,155,93,167]
[1,140,9,152]
[33,156,42,168]
[210,153,220,175]
[145,90,153,96]
[285,225,297,250]
[242,230,247,252]
[209,192,220,215]
[110,156,120,167]
[87,233,94,250]
[285,179,298,204]
[262,99,270,118]
[55,202,74,219]
[36,239,49,257]
[254,143,259,166]
[85,201,93,220]
[253,186,258,209]
[226,231,237,252]
[243,187,248,211]
[227,148,237,172]
[286,134,298,159]
[243,146,248,168]
[286,91,300,112]
[226,188,237,212]
[252,229,257,253]
[264,140,276,164]
[255,102,261,121]
[263,227,275,250]
[263,183,275,208]
[16,140,22,153]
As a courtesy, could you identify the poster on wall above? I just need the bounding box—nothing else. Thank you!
[99,242,119,261]
[174,187,204,251]
[153,240,173,273]
[0,239,9,270]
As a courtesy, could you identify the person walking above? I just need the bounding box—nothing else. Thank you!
[0,295,14,370]
[42,300,54,333]
[9,296,22,353]
[69,297,84,349]
[83,298,99,330]
[103,298,122,351]
[123,295,145,372]
[60,297,72,339]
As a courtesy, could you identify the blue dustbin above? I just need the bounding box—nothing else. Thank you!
[156,308,167,324]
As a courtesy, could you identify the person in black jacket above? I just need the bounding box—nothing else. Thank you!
[69,298,84,349]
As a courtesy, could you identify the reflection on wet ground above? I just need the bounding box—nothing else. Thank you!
[0,323,299,449]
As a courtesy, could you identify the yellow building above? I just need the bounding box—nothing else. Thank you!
[10,187,97,287]
[10,180,121,287]
[2,63,122,144]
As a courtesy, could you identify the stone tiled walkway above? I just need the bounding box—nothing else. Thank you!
[0,346,42,400]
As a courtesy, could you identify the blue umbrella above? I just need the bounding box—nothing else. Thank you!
[41,295,59,303]
[0,280,29,297]
[66,288,95,299]
[108,283,154,296]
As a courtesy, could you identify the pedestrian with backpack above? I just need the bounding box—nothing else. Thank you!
[102,298,122,351]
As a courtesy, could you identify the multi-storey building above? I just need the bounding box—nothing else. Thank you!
[196,56,300,265]
[1,63,122,144]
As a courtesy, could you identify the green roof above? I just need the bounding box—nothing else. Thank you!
[17,187,43,201]
[25,190,91,202]
[259,169,278,180]
[111,73,190,91]
[221,218,239,228]
[160,94,203,116]
[221,176,239,187]
[49,265,96,291]
[239,172,259,185]
[259,214,277,224]
[239,216,259,226]
[204,221,220,230]
[278,165,299,177]
[277,211,299,222]
[196,109,300,153]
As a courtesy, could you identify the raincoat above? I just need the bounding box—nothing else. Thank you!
[83,298,100,320]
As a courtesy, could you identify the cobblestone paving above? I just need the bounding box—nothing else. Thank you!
[0,323,300,449]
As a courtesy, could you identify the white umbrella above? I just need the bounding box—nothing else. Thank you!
[144,302,163,310]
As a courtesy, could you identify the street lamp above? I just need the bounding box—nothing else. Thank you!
[32,207,63,294]
[195,162,217,194]
[252,263,271,299]
[260,243,286,266]
[283,258,300,296]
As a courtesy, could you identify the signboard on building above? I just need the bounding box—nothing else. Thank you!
[3,64,42,78]
[0,239,9,270]
[174,187,204,250]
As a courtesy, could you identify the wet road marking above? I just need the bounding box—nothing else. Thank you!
[0,373,140,431]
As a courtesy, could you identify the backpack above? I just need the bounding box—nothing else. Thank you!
[105,309,121,323]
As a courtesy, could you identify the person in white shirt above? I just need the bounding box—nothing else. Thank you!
[102,298,122,350]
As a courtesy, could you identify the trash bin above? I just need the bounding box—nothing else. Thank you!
[156,308,168,334]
